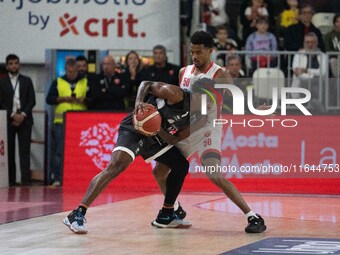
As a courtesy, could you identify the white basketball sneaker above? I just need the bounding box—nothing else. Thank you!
[63,209,88,234]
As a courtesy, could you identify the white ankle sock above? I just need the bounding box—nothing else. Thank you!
[245,211,258,218]
[174,201,179,211]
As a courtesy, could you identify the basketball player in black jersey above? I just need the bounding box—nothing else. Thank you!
[63,81,206,233]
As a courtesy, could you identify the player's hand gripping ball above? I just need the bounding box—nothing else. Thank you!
[133,103,161,136]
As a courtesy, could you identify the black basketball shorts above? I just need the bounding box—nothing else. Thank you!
[112,128,173,163]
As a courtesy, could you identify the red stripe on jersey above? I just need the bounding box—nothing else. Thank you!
[212,67,222,79]
[204,62,214,74]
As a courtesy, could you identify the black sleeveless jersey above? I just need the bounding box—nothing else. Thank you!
[154,90,190,134]
[119,89,191,136]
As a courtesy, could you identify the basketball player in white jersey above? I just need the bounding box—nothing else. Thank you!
[152,30,267,233]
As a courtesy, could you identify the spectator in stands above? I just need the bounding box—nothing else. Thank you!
[226,54,249,88]
[90,55,129,110]
[122,50,147,110]
[226,55,245,78]
[76,56,95,107]
[213,25,238,66]
[0,54,36,186]
[244,0,268,28]
[144,45,180,85]
[284,4,325,52]
[245,17,278,71]
[75,56,89,79]
[324,14,340,52]
[240,0,273,46]
[224,54,250,113]
[291,32,327,101]
[324,13,340,77]
[277,0,299,47]
[200,0,229,36]
[46,58,90,186]
[278,0,299,31]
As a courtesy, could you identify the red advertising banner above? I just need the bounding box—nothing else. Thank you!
[63,112,340,194]
[63,112,158,193]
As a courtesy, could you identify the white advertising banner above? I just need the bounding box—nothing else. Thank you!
[0,110,9,188]
[0,0,180,64]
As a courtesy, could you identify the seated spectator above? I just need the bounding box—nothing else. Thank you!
[224,54,251,113]
[240,0,269,45]
[277,0,299,47]
[144,45,180,85]
[122,50,147,110]
[90,55,129,111]
[284,3,325,52]
[324,13,340,77]
[245,17,278,71]
[225,54,248,89]
[278,0,299,30]
[200,0,229,36]
[245,0,268,27]
[213,25,238,66]
[291,32,327,101]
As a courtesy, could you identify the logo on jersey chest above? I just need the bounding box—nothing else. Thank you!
[166,123,178,134]
[166,111,189,134]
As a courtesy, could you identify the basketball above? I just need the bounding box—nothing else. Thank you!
[133,104,162,136]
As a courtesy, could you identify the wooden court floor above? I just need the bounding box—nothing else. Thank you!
[0,187,339,255]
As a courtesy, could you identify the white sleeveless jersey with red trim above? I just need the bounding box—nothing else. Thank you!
[176,62,224,160]
[179,62,222,90]
[179,62,224,119]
